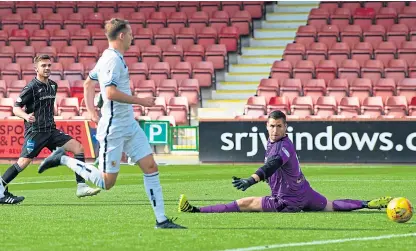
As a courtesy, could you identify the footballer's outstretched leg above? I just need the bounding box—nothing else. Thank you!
[39,147,106,189]
[178,194,200,213]
[324,196,393,211]
[38,147,65,173]
[367,196,393,209]
[178,194,245,213]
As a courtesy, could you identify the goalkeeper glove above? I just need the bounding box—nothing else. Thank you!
[232,176,257,191]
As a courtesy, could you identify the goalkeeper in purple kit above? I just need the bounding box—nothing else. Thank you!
[179,110,392,213]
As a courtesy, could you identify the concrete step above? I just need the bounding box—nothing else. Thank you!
[197,108,240,119]
[254,28,297,38]
[242,46,285,56]
[250,37,295,47]
[261,20,307,29]
[217,81,259,90]
[211,90,256,100]
[277,1,320,6]
[202,99,247,109]
[229,64,272,73]
[266,12,310,21]
[238,55,282,64]
[274,4,319,13]
[225,72,269,82]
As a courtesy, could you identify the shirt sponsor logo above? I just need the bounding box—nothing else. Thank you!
[39,95,55,100]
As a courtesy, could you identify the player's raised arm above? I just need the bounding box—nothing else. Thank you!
[232,155,286,191]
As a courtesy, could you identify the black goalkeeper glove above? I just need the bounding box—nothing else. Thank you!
[232,176,257,191]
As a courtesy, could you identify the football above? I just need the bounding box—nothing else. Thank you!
[386,197,413,223]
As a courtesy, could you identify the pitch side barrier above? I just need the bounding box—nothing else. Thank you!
[0,119,198,159]
[199,118,416,163]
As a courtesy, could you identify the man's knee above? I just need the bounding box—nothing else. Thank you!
[137,154,158,174]
[103,173,118,190]
[73,141,84,154]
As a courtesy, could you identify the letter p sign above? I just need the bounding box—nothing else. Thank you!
[144,121,169,144]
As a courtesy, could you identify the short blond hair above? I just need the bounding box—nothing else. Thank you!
[105,18,130,41]
[33,54,51,64]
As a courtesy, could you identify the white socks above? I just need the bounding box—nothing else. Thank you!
[143,172,167,223]
[0,181,4,199]
[61,156,105,189]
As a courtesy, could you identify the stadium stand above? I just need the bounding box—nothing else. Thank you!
[0,1,268,125]
[2,1,415,124]
[243,1,416,119]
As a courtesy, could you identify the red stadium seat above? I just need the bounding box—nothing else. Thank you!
[244,96,266,117]
[373,78,396,104]
[340,25,362,49]
[167,96,189,125]
[270,60,292,80]
[171,62,192,82]
[361,96,384,117]
[291,96,314,118]
[303,79,326,104]
[178,79,200,106]
[279,78,302,104]
[327,78,349,104]
[384,96,408,118]
[256,78,279,104]
[314,96,337,118]
[192,61,214,87]
[156,79,178,104]
[397,78,416,104]
[267,96,290,115]
[349,78,373,104]
[338,96,361,117]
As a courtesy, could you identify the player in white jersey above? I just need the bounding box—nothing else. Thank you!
[38,18,185,229]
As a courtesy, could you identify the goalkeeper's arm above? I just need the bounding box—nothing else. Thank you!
[232,156,283,191]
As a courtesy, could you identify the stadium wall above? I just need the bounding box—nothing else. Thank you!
[199,119,416,163]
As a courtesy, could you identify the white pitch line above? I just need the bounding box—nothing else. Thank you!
[12,180,75,185]
[219,233,416,251]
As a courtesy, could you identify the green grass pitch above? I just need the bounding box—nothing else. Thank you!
[1,164,415,251]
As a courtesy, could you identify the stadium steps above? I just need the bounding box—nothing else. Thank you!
[199,1,319,119]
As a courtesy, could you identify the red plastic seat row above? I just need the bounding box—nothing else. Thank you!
[0,2,264,19]
[272,58,415,87]
[244,94,416,118]
[308,5,416,30]
[296,24,416,49]
[284,41,416,67]
[256,77,416,106]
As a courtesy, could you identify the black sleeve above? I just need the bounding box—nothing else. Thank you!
[255,156,284,181]
[14,83,34,108]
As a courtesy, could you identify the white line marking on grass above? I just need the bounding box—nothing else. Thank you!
[12,180,75,185]
[219,233,416,251]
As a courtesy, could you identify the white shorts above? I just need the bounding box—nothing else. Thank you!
[97,120,153,173]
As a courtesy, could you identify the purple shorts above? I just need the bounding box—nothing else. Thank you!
[261,188,328,212]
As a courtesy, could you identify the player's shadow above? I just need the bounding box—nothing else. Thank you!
[193,226,386,231]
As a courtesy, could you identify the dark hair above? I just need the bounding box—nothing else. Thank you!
[33,54,51,64]
[105,18,130,41]
[268,110,286,123]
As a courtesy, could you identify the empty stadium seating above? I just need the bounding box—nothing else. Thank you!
[244,2,416,119]
[0,1,266,124]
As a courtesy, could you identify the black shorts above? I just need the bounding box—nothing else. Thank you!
[20,129,73,158]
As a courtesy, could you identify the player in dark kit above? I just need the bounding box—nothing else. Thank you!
[179,110,392,213]
[0,55,100,204]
